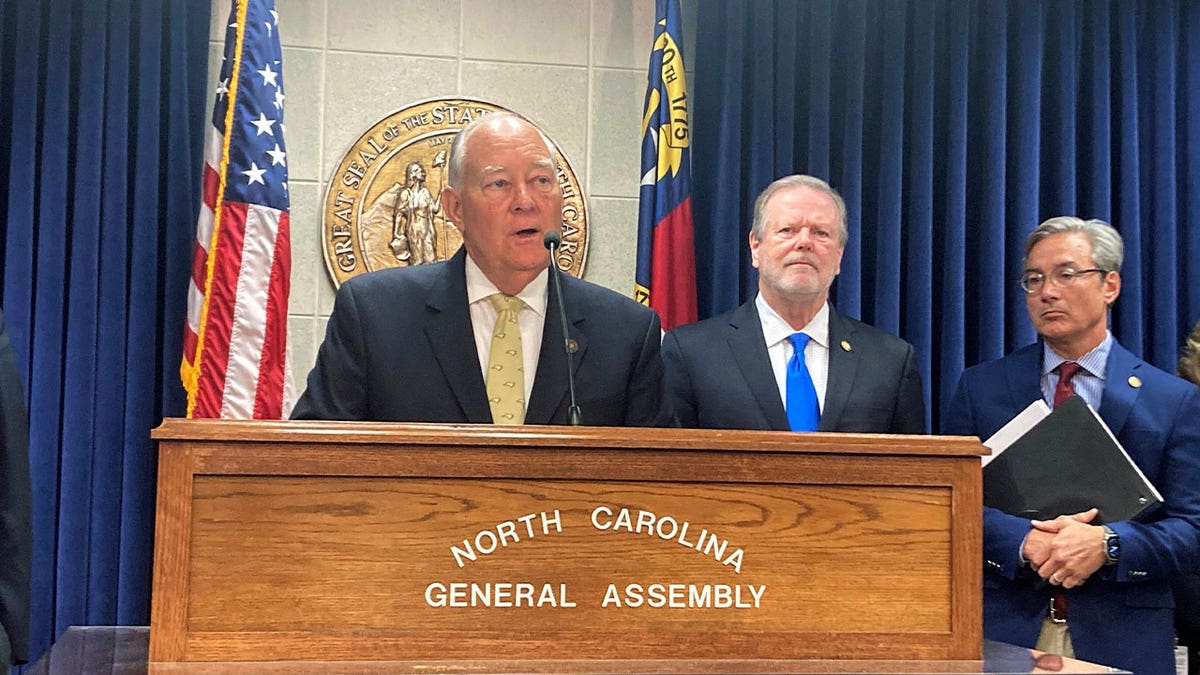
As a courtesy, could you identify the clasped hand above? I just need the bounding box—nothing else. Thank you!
[1021,507,1107,589]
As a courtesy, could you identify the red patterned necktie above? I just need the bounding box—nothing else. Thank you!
[1049,360,1083,622]
[1053,362,1083,408]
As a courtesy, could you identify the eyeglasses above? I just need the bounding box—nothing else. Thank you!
[1019,268,1107,294]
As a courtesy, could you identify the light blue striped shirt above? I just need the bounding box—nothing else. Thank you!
[1040,331,1112,410]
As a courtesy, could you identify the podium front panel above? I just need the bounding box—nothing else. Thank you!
[150,422,982,663]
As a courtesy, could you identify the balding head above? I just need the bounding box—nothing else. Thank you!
[447,111,557,189]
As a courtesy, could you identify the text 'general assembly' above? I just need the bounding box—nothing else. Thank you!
[423,506,767,609]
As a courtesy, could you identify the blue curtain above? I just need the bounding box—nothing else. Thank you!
[0,0,207,665]
[693,0,1200,431]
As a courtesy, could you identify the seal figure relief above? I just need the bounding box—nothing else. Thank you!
[322,98,588,287]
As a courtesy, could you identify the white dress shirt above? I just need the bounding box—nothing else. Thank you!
[755,294,831,413]
[465,256,548,405]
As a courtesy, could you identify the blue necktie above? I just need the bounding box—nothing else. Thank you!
[786,332,820,432]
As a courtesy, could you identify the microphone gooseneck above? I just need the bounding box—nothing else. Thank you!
[543,230,582,425]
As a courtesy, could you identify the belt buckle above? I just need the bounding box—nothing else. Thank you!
[1049,596,1067,624]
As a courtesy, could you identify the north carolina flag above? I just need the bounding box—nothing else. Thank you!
[634,0,697,331]
[181,0,294,419]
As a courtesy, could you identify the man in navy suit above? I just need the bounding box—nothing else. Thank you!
[943,217,1200,675]
[293,112,663,425]
[662,175,924,433]
[0,307,32,667]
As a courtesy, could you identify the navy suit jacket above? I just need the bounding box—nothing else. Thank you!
[0,307,31,665]
[292,249,664,425]
[944,340,1200,675]
[661,299,925,433]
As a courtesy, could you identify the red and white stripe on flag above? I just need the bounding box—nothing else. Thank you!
[182,0,294,419]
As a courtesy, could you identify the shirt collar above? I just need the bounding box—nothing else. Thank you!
[1042,330,1112,379]
[464,255,548,318]
[756,294,830,349]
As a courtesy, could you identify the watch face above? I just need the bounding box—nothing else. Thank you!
[1105,531,1120,562]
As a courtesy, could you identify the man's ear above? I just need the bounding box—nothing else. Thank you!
[442,185,463,231]
[748,230,761,269]
[1103,271,1121,306]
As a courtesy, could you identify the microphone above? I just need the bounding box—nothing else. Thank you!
[543,230,582,425]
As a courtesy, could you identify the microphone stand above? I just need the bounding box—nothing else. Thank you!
[543,231,582,425]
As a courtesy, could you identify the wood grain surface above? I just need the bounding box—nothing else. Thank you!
[149,421,983,663]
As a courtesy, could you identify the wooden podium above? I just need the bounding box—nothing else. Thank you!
[150,420,983,664]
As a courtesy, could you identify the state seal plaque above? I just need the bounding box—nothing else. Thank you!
[322,98,588,288]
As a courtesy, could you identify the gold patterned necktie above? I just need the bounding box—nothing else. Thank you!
[486,294,525,424]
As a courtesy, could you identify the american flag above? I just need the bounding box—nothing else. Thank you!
[182,0,294,419]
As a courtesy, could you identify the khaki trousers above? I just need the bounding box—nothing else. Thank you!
[1035,617,1075,658]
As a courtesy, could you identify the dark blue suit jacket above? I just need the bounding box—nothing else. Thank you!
[0,307,31,665]
[944,340,1200,675]
[292,249,664,425]
[661,299,925,433]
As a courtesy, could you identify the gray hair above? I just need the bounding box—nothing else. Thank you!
[750,175,848,246]
[447,111,557,189]
[1023,216,1124,272]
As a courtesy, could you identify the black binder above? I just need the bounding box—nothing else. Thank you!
[983,395,1162,522]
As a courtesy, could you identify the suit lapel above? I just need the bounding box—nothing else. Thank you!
[1099,341,1140,437]
[728,301,790,430]
[423,249,492,423]
[525,274,587,424]
[1003,343,1045,414]
[818,308,858,432]
[1002,340,1142,435]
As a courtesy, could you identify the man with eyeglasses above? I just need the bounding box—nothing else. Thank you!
[943,217,1200,675]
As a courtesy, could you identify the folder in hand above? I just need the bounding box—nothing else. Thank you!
[981,395,1162,522]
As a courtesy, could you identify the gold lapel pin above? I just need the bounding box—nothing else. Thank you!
[1128,376,1142,389]
[840,340,852,352]
[567,339,579,354]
